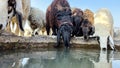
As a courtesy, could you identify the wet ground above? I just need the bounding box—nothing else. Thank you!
[0,48,120,68]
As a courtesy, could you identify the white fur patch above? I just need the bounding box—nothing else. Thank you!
[0,0,8,30]
[109,35,114,50]
[94,8,114,50]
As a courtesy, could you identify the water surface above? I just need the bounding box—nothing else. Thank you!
[0,48,120,68]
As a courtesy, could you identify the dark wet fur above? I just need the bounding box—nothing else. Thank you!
[16,11,24,31]
[55,23,73,48]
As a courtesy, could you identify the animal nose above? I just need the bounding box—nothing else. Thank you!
[84,35,87,39]
[0,24,3,30]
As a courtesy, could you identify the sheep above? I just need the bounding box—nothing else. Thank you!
[5,0,31,36]
[0,0,8,31]
[94,8,115,50]
[28,7,46,36]
[0,0,31,36]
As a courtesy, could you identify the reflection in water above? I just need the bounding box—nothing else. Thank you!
[90,50,113,68]
[0,49,120,68]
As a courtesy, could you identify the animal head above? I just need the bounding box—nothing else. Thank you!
[59,23,73,47]
[28,15,38,30]
[81,19,95,41]
[8,0,16,5]
[8,0,16,12]
[73,15,83,25]
[71,8,84,36]
[72,8,83,24]
[57,15,73,48]
[30,22,38,30]
[57,15,72,27]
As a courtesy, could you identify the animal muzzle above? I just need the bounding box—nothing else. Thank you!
[62,32,70,48]
[84,35,89,41]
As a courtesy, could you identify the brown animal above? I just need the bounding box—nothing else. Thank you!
[72,8,95,40]
[46,0,71,35]
[46,0,73,48]
[81,19,95,40]
[83,9,94,25]
[46,6,53,35]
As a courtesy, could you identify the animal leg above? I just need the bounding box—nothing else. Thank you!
[14,21,19,35]
[16,11,24,31]
[99,37,107,50]
[108,36,116,50]
[52,25,57,35]
[5,22,11,32]
[46,24,50,35]
[41,27,46,35]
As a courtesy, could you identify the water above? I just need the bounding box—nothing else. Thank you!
[0,49,120,68]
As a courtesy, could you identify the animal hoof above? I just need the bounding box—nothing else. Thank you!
[101,48,107,51]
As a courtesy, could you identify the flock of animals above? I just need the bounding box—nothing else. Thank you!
[0,0,116,50]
